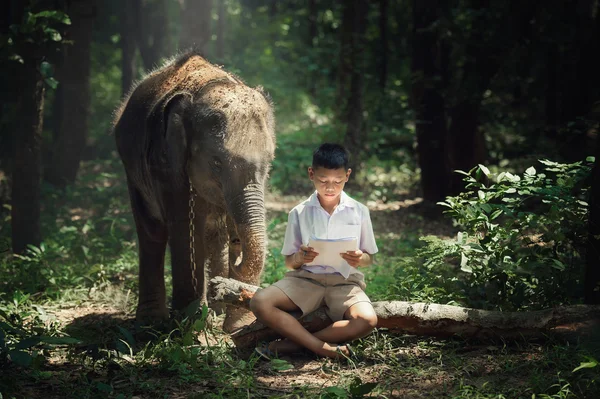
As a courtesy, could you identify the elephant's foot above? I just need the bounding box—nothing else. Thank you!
[136,301,169,324]
[222,306,256,333]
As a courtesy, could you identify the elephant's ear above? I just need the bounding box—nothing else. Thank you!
[155,92,193,185]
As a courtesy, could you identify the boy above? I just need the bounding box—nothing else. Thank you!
[250,143,378,359]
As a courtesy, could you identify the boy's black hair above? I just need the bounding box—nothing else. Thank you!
[312,143,350,170]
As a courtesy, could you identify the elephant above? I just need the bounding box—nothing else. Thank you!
[113,52,275,333]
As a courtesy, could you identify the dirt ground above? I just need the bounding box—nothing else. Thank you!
[3,193,599,398]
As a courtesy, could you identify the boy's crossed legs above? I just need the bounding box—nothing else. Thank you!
[250,277,377,359]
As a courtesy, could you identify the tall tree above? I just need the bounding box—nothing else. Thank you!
[179,0,212,55]
[411,0,450,203]
[335,0,354,112]
[546,0,600,161]
[585,137,600,304]
[137,0,169,70]
[340,0,369,157]
[378,0,388,91]
[306,0,318,96]
[120,0,138,96]
[583,1,600,305]
[10,1,45,253]
[437,1,539,194]
[215,0,225,60]
[46,0,96,187]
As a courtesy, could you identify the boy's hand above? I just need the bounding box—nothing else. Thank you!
[340,249,363,267]
[298,245,318,264]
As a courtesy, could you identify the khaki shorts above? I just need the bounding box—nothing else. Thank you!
[272,269,371,322]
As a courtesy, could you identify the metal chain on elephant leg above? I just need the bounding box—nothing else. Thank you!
[188,177,200,299]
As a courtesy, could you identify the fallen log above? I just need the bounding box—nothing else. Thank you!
[209,276,600,348]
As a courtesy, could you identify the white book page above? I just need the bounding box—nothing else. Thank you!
[306,236,358,278]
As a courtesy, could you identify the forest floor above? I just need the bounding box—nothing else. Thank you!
[1,162,600,398]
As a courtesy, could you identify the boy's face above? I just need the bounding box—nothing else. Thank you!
[308,166,352,206]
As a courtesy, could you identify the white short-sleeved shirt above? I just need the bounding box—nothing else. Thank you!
[281,191,378,277]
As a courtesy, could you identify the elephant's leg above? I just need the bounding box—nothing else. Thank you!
[166,187,208,311]
[205,211,229,314]
[127,181,169,322]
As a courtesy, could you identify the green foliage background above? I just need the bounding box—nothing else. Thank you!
[0,1,599,398]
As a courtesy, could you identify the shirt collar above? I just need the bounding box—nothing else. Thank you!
[307,191,355,209]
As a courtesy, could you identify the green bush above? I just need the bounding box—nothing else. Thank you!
[412,157,593,310]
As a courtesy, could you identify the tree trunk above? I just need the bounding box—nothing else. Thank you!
[411,0,450,203]
[45,0,95,188]
[342,0,369,158]
[215,0,225,60]
[335,0,354,113]
[179,0,212,56]
[268,0,278,19]
[0,0,10,33]
[446,100,487,194]
[378,0,388,91]
[137,0,169,70]
[120,0,138,96]
[445,1,539,194]
[585,135,600,304]
[306,0,318,96]
[12,52,44,254]
[210,277,600,348]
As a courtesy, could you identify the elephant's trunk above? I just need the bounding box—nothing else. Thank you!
[227,185,267,285]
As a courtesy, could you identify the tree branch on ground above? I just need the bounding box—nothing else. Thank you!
[210,277,600,348]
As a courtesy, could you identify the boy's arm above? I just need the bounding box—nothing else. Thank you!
[285,253,303,269]
[341,250,373,267]
[285,245,318,269]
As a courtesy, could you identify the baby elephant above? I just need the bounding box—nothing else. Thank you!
[113,51,275,332]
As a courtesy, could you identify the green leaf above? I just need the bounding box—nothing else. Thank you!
[15,336,42,349]
[48,30,62,41]
[478,164,491,177]
[460,253,472,273]
[322,386,348,398]
[34,10,71,25]
[573,358,598,373]
[184,299,201,318]
[182,330,194,346]
[117,326,135,347]
[8,54,24,64]
[490,209,503,220]
[525,166,536,176]
[45,77,58,89]
[270,358,294,371]
[480,204,492,213]
[193,319,205,332]
[478,190,486,200]
[40,336,80,345]
[466,243,485,253]
[9,349,33,367]
[349,381,378,396]
[96,382,113,393]
[550,259,566,271]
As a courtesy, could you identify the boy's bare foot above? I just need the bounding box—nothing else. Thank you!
[268,340,353,359]
[319,342,352,359]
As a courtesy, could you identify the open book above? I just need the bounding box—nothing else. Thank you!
[305,235,358,278]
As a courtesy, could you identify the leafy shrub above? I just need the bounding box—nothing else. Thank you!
[413,158,593,310]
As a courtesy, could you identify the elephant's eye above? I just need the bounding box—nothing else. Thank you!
[212,157,222,169]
